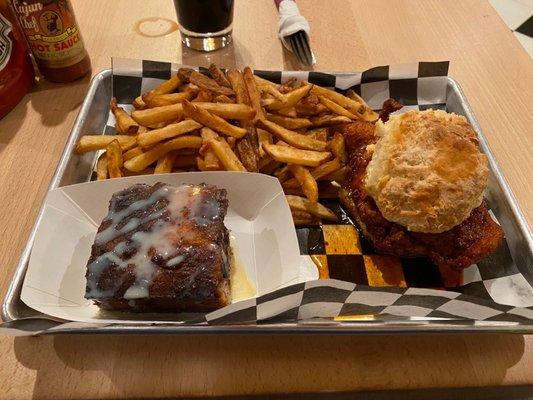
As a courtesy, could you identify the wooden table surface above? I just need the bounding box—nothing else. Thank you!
[1,0,532,398]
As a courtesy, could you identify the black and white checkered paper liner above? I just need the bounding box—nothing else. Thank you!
[103,58,533,324]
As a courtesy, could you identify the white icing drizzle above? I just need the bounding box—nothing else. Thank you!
[86,184,223,300]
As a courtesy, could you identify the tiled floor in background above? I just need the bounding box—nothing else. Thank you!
[490,0,533,56]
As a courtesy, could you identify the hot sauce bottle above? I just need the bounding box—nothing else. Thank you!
[10,0,90,82]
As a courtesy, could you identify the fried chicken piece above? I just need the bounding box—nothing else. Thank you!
[337,121,503,270]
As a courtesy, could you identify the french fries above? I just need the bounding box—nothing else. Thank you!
[285,195,338,221]
[106,140,123,178]
[76,63,380,225]
[124,136,202,172]
[260,120,328,151]
[207,137,246,171]
[182,100,247,138]
[263,143,331,167]
[110,98,139,134]
[137,119,202,147]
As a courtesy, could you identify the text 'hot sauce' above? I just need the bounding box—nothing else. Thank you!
[11,0,90,82]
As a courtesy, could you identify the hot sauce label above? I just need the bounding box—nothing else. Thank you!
[0,12,12,71]
[11,0,86,68]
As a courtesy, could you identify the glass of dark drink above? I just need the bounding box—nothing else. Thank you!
[173,0,234,52]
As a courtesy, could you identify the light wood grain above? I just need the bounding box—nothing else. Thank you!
[0,0,532,398]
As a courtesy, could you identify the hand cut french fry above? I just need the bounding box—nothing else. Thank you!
[243,67,265,121]
[137,119,202,147]
[257,128,273,158]
[154,152,176,174]
[305,127,329,142]
[143,92,193,107]
[200,128,223,170]
[283,182,340,199]
[75,135,137,153]
[190,70,234,96]
[236,134,259,172]
[110,98,139,134]
[177,68,195,83]
[106,140,123,179]
[275,107,299,118]
[96,153,108,180]
[227,69,251,105]
[209,63,232,88]
[259,84,286,103]
[124,135,202,172]
[122,146,144,161]
[295,102,328,116]
[213,94,234,103]
[265,84,312,111]
[133,96,147,110]
[152,75,182,95]
[329,132,347,164]
[318,95,359,119]
[310,85,378,121]
[283,158,342,188]
[260,119,328,151]
[266,113,312,130]
[226,136,236,149]
[291,210,318,226]
[192,102,256,120]
[310,114,352,127]
[288,164,318,203]
[253,75,281,89]
[263,143,331,167]
[182,100,247,139]
[285,195,338,221]
[132,103,184,126]
[192,90,213,103]
[206,137,247,171]
[274,165,292,182]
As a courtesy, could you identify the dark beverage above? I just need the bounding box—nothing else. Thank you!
[173,0,234,52]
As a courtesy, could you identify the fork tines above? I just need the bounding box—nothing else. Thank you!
[287,31,316,66]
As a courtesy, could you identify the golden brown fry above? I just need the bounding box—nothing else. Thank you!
[279,77,299,93]
[123,146,144,161]
[152,75,182,95]
[182,100,247,139]
[257,128,273,158]
[328,132,347,164]
[226,136,236,149]
[266,113,312,130]
[310,85,378,121]
[259,84,286,103]
[177,68,195,83]
[190,70,234,96]
[283,158,342,188]
[143,92,193,107]
[318,95,358,119]
[227,69,250,105]
[236,134,258,172]
[207,137,247,171]
[132,103,184,126]
[192,90,213,102]
[208,63,232,88]
[286,195,338,221]
[291,210,319,226]
[260,119,328,151]
[213,94,234,103]
[345,89,366,104]
[243,67,266,121]
[200,128,223,170]
[192,102,255,120]
[265,84,312,111]
[133,96,147,110]
[110,98,139,134]
[306,127,329,142]
[274,165,292,182]
[124,136,202,172]
[295,102,328,116]
[287,164,318,203]
[284,182,340,198]
[106,140,123,179]
[263,144,331,167]
[137,119,202,147]
[275,107,299,118]
[96,153,108,180]
[75,135,136,153]
[310,114,352,127]
[154,152,176,174]
[253,75,281,89]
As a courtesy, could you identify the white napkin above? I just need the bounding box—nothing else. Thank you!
[277,0,311,52]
